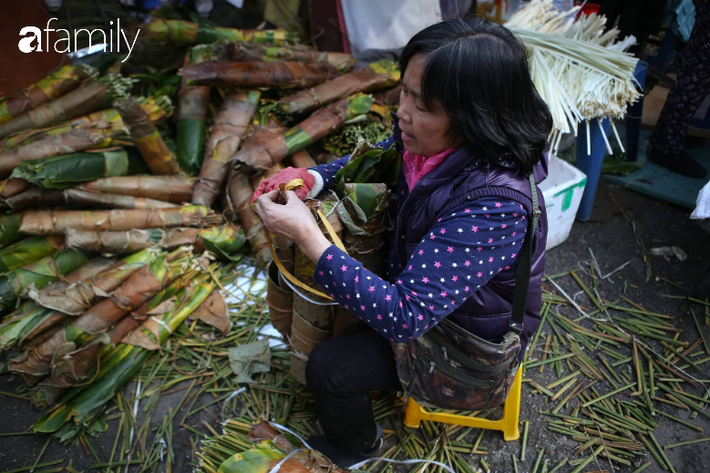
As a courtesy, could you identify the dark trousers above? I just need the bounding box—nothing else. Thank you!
[650,0,710,154]
[305,329,403,452]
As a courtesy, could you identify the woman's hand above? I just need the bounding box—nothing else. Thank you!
[255,190,332,262]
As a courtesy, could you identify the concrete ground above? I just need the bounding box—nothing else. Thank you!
[1,180,709,472]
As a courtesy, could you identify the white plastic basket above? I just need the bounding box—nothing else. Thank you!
[539,155,587,250]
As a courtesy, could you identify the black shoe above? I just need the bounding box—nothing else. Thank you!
[307,425,383,469]
[648,149,708,178]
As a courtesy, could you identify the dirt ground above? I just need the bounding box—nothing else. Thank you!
[1,180,709,472]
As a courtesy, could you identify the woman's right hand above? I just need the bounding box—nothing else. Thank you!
[251,167,315,203]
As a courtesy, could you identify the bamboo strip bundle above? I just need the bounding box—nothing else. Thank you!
[177,45,221,174]
[0,258,115,351]
[8,249,194,381]
[192,91,260,207]
[114,96,181,175]
[0,236,64,273]
[227,42,355,73]
[32,272,223,433]
[179,61,339,88]
[0,65,96,125]
[0,97,172,179]
[278,60,400,114]
[0,205,221,246]
[145,18,297,45]
[0,75,134,140]
[0,249,89,310]
[231,94,373,172]
[65,225,246,260]
[77,174,193,203]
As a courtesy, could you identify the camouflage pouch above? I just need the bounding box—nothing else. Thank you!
[392,174,540,411]
[392,319,521,410]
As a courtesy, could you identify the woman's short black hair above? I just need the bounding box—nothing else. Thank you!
[400,17,552,175]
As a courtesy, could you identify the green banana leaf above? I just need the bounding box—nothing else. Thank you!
[334,138,401,196]
[218,441,289,473]
[11,148,148,189]
[0,236,60,273]
[0,250,89,310]
[336,183,388,237]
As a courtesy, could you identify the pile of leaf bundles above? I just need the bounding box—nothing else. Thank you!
[227,41,356,73]
[145,18,297,45]
[278,59,400,114]
[179,60,340,89]
[0,258,116,352]
[0,96,172,179]
[192,90,261,207]
[7,248,195,382]
[0,205,221,247]
[0,74,135,140]
[0,65,96,125]
[32,264,231,437]
[231,93,374,172]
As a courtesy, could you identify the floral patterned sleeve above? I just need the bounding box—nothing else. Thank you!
[313,197,528,341]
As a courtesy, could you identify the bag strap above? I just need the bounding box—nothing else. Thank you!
[267,208,347,302]
[508,173,541,334]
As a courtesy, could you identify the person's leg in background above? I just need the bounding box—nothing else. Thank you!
[649,0,710,178]
[305,329,402,467]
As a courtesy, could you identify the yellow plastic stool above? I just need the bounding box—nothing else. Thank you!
[403,367,523,441]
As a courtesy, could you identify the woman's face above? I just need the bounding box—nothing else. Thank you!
[397,53,461,157]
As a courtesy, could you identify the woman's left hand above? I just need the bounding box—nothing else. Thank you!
[254,190,332,262]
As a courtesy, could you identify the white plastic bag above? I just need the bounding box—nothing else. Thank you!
[690,180,710,220]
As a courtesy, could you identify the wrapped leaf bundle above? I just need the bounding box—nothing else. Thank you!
[0,236,64,273]
[60,189,179,210]
[77,174,192,203]
[65,225,246,260]
[288,150,317,168]
[8,249,193,380]
[0,75,134,140]
[0,97,172,179]
[0,205,220,246]
[4,187,63,210]
[32,273,223,434]
[11,148,147,189]
[232,94,374,172]
[114,96,181,175]
[179,61,339,88]
[0,249,89,310]
[227,42,355,73]
[0,65,96,125]
[226,171,271,267]
[0,258,116,351]
[145,18,297,45]
[28,249,159,315]
[279,60,400,114]
[192,91,260,207]
[177,45,222,174]
[3,97,171,150]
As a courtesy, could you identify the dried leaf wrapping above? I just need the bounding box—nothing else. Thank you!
[179,61,339,88]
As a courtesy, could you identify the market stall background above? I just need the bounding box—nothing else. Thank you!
[0,1,709,472]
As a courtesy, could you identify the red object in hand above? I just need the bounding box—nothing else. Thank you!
[251,167,315,203]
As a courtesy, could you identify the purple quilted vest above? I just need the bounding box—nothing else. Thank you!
[388,119,548,357]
